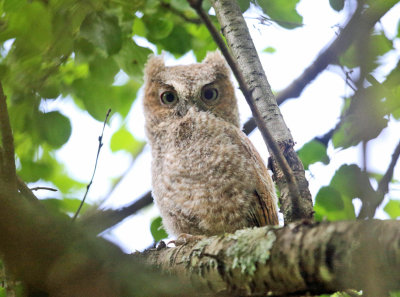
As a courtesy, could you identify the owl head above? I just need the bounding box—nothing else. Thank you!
[143,51,240,132]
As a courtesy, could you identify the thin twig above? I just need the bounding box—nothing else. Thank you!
[241,0,397,135]
[188,0,302,209]
[72,108,112,222]
[30,186,58,192]
[358,140,400,219]
[161,2,202,24]
[0,82,17,191]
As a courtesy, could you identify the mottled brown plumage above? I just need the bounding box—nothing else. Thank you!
[143,51,278,237]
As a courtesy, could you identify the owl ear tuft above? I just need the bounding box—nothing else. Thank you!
[202,51,230,77]
[144,54,165,80]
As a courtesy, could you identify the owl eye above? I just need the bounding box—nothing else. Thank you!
[201,87,219,103]
[160,91,178,105]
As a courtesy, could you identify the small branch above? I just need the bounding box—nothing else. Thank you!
[79,191,153,234]
[30,186,58,192]
[0,82,17,191]
[72,108,111,221]
[161,2,202,24]
[358,140,400,219]
[241,0,397,135]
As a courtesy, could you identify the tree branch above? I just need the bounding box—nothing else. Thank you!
[0,82,17,191]
[358,140,400,219]
[140,220,400,296]
[241,0,399,135]
[160,2,202,24]
[79,191,153,233]
[66,0,400,230]
[190,0,312,223]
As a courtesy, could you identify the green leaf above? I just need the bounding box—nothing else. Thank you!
[18,158,54,183]
[150,216,168,242]
[339,32,393,70]
[314,186,355,221]
[0,287,5,297]
[110,127,145,156]
[329,0,345,11]
[41,198,89,217]
[263,46,276,54]
[89,55,120,84]
[384,199,400,219]
[115,40,152,80]
[155,26,192,56]
[79,12,122,56]
[132,18,148,37]
[315,186,344,211]
[37,111,72,148]
[143,15,174,40]
[256,0,303,29]
[237,0,251,12]
[297,140,329,170]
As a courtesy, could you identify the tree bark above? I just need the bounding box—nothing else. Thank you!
[210,0,313,223]
[140,220,400,296]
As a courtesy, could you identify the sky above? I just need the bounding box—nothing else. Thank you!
[36,0,400,252]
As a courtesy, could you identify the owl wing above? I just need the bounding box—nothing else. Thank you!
[236,129,279,226]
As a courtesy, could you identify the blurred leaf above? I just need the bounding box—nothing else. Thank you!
[110,127,145,156]
[89,55,120,84]
[315,186,344,211]
[297,140,329,170]
[38,78,61,99]
[314,186,355,221]
[256,0,303,29]
[132,17,148,37]
[150,216,168,242]
[384,199,400,219]
[37,111,72,148]
[115,40,152,80]
[188,23,217,61]
[390,290,400,297]
[0,287,5,297]
[237,0,251,12]
[143,15,174,40]
[18,159,53,183]
[333,86,388,149]
[41,197,90,217]
[329,0,345,11]
[79,12,122,56]
[339,32,392,70]
[155,26,192,56]
[263,46,276,54]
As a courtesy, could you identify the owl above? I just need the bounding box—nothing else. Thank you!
[143,51,278,238]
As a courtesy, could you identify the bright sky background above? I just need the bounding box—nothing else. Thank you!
[36,0,400,252]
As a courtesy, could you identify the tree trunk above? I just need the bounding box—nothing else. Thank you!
[140,220,400,296]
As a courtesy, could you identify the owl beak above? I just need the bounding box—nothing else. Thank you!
[176,103,188,117]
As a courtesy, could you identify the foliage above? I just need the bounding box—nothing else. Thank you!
[0,0,400,294]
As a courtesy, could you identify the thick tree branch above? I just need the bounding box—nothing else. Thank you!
[140,220,400,296]
[242,0,399,135]
[0,82,17,191]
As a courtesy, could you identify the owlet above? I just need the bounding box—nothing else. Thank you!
[143,51,278,237]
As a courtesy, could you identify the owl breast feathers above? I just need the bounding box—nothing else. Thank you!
[143,51,278,237]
